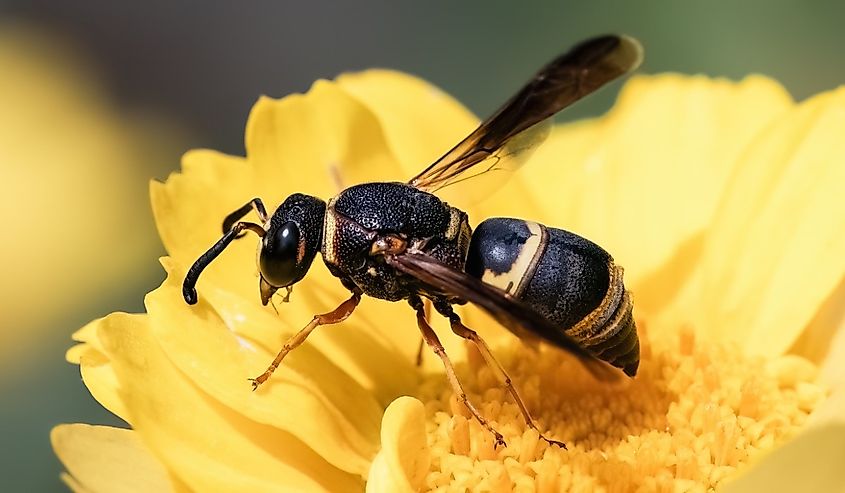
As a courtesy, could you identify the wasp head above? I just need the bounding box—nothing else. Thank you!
[258,194,326,305]
[182,194,326,307]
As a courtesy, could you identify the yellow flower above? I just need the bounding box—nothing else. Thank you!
[53,68,845,492]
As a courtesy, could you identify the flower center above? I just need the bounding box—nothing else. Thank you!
[416,324,826,491]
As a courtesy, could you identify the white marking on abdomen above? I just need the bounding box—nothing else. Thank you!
[481,221,546,297]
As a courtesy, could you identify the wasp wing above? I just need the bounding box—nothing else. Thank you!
[423,120,552,205]
[408,35,643,193]
[387,251,621,381]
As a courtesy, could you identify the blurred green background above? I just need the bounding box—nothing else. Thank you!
[1,1,844,491]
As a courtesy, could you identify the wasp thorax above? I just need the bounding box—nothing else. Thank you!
[257,194,326,295]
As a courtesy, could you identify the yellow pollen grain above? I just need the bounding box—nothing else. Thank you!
[416,325,826,492]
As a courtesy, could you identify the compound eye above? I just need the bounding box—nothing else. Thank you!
[259,221,300,287]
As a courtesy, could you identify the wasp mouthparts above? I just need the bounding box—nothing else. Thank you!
[259,277,278,306]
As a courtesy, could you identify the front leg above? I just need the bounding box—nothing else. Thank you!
[250,289,362,390]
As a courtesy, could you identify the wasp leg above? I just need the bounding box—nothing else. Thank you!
[434,301,567,449]
[249,290,362,390]
[222,198,269,237]
[414,300,432,367]
[409,295,507,449]
[414,338,425,367]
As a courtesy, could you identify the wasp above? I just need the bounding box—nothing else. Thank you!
[183,35,642,448]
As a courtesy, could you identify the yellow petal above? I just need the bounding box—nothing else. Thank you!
[809,385,845,429]
[791,278,845,389]
[51,424,174,493]
[67,317,108,362]
[720,423,845,493]
[60,473,90,493]
[336,69,479,177]
[66,343,88,364]
[151,150,259,303]
[802,279,845,425]
[72,319,100,344]
[97,310,362,492]
[67,317,132,422]
[527,75,794,315]
[146,259,385,475]
[668,86,845,356]
[246,80,404,196]
[78,344,131,423]
[366,396,430,493]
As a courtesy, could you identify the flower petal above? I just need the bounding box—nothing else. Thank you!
[809,385,845,430]
[146,259,386,476]
[51,424,174,493]
[246,80,404,197]
[802,279,845,425]
[336,69,479,178]
[720,423,845,493]
[59,473,90,493]
[527,75,794,315]
[97,310,363,492]
[791,278,845,387]
[667,86,845,356]
[151,150,259,303]
[65,343,88,365]
[67,318,132,422]
[366,397,430,493]
[78,345,131,423]
[69,318,108,359]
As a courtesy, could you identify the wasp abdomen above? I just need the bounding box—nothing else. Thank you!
[466,218,639,376]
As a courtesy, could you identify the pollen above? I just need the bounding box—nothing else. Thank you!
[417,324,826,492]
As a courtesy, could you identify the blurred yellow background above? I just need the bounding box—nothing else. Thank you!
[1,2,844,491]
